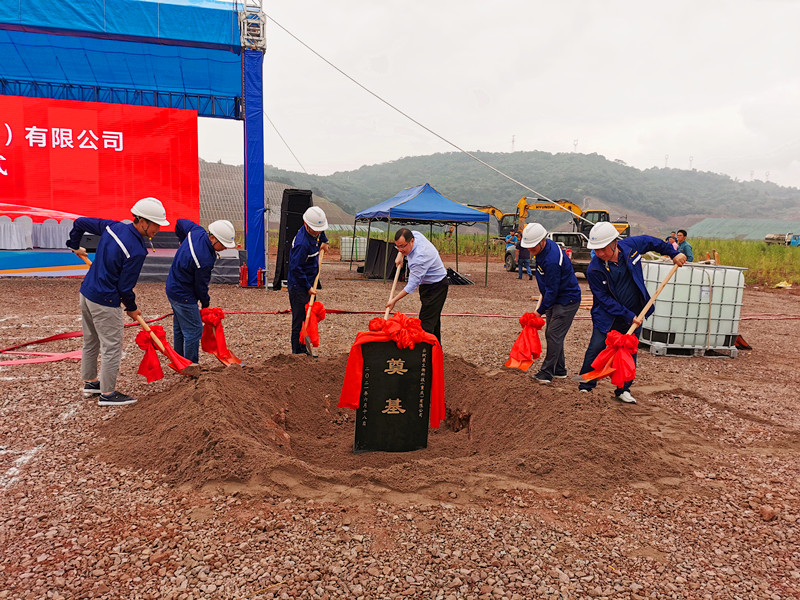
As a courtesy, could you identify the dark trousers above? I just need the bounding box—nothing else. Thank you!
[578,319,640,394]
[418,277,449,342]
[288,285,310,354]
[537,301,580,379]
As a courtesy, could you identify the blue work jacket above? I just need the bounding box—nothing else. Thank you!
[166,219,217,308]
[533,239,581,313]
[66,218,147,311]
[287,226,327,290]
[585,235,679,333]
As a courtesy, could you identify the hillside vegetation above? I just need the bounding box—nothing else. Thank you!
[264,151,800,225]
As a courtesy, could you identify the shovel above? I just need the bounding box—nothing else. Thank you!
[383,260,403,319]
[302,249,324,357]
[582,263,679,381]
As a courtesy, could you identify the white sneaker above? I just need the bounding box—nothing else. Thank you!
[616,391,637,404]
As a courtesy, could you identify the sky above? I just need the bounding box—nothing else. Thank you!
[198,0,800,189]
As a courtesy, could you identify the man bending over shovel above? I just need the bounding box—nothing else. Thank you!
[578,222,686,404]
[288,207,329,354]
[386,228,449,342]
[166,219,237,365]
[66,197,169,406]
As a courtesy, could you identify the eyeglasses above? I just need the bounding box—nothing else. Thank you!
[395,240,410,250]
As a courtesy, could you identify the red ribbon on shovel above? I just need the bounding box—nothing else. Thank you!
[299,302,326,349]
[135,324,192,382]
[504,312,545,371]
[200,307,241,365]
[338,313,445,429]
[582,263,679,384]
[587,330,639,388]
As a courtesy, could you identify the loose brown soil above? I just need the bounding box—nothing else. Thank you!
[1,252,798,599]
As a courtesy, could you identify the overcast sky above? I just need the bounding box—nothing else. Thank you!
[198,0,800,190]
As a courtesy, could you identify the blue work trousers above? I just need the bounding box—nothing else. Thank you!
[517,258,532,278]
[169,298,203,364]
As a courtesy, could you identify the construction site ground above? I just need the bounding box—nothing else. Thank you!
[0,253,798,600]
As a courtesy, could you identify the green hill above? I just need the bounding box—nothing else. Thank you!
[264,151,800,228]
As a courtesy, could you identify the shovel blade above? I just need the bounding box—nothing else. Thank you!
[581,365,615,381]
[304,335,318,358]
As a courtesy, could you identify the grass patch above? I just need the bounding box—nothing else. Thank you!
[694,239,800,286]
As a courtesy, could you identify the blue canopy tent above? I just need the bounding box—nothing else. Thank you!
[353,183,490,286]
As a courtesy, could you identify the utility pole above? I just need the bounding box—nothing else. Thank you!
[664,154,669,168]
[511,135,515,152]
[573,138,578,152]
[689,155,693,169]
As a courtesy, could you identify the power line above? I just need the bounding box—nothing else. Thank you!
[263,111,307,174]
[264,14,593,227]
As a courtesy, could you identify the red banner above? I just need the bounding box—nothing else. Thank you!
[0,95,199,231]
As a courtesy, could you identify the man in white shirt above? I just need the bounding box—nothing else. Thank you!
[385,228,449,341]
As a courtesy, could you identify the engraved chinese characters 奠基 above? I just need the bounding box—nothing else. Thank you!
[353,340,433,453]
[384,358,408,375]
[382,398,406,415]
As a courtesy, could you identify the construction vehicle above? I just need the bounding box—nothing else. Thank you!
[764,232,800,246]
[469,197,630,272]
[504,231,592,274]
[470,197,630,240]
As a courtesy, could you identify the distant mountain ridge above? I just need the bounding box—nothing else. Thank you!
[261,150,800,235]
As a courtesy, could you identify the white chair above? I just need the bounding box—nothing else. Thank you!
[14,215,34,249]
[38,217,62,248]
[0,215,25,249]
[60,218,74,249]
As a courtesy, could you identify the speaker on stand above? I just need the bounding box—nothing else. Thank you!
[272,189,313,290]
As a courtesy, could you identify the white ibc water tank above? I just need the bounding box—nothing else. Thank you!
[340,236,367,261]
[641,260,746,353]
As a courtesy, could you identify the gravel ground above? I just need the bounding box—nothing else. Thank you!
[0,253,798,600]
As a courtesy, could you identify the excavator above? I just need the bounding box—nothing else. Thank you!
[470,197,630,239]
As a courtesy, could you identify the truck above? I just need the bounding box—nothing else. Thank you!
[764,233,800,246]
[504,231,592,275]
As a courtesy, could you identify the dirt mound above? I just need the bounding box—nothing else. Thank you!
[93,354,688,502]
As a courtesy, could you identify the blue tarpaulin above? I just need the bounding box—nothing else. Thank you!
[356,184,490,223]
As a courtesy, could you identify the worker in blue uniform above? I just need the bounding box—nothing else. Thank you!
[520,223,582,383]
[66,197,169,406]
[287,207,329,354]
[578,222,686,404]
[166,219,237,364]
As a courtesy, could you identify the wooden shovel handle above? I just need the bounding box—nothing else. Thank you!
[136,315,166,353]
[625,263,679,335]
[384,261,402,319]
[303,249,325,326]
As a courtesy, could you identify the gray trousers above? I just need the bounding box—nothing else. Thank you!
[80,294,124,394]
[537,301,580,379]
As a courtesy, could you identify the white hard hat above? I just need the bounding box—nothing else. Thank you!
[587,221,619,249]
[130,197,169,226]
[303,206,329,232]
[520,222,547,248]
[208,220,236,249]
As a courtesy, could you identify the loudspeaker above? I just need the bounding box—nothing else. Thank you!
[272,189,313,290]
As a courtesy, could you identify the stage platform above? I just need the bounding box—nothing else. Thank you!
[0,248,241,283]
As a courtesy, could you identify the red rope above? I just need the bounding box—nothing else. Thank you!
[1,309,797,365]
